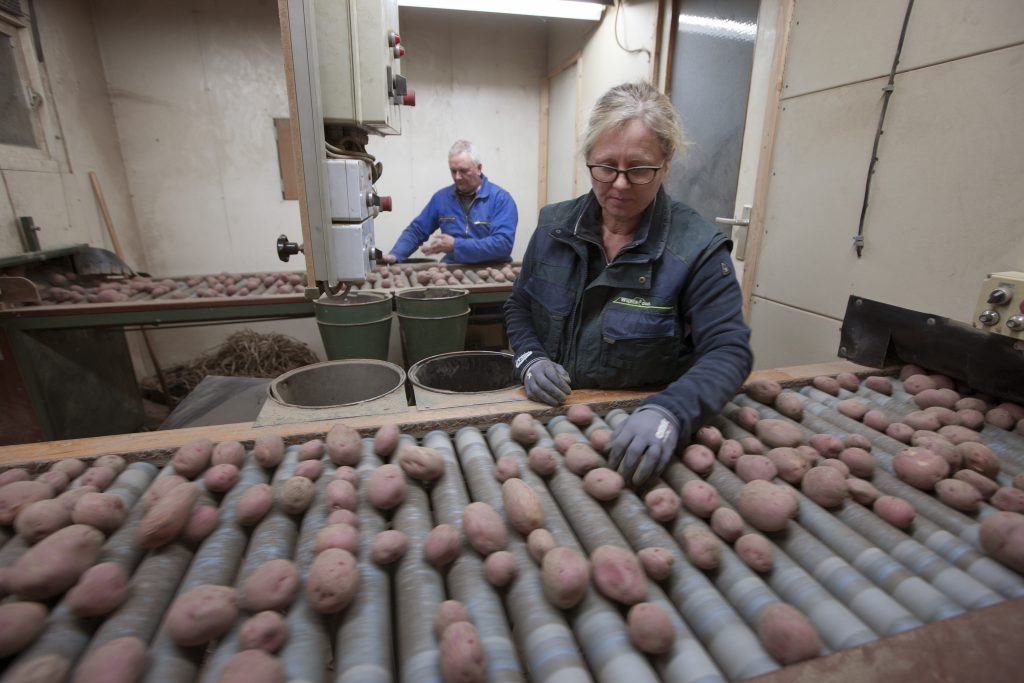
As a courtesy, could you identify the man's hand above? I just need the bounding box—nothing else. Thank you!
[608,406,680,487]
[523,359,571,406]
[422,234,455,255]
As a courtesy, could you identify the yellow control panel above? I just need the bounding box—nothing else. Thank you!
[972,271,1024,339]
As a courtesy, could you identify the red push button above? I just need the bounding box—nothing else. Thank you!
[402,89,416,106]
[379,196,393,212]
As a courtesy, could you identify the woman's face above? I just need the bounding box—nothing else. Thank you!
[587,119,666,227]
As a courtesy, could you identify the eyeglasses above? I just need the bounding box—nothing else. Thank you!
[587,163,663,185]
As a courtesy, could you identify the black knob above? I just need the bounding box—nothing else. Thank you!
[987,287,1011,305]
[277,234,301,262]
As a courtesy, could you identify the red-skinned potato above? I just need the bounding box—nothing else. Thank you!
[439,621,487,683]
[735,534,774,572]
[502,478,545,535]
[528,447,557,476]
[695,425,724,452]
[627,602,675,655]
[239,610,288,652]
[305,548,359,614]
[583,467,625,501]
[253,433,286,469]
[0,468,30,487]
[203,463,240,493]
[142,474,186,509]
[873,496,915,529]
[35,470,69,494]
[138,482,199,548]
[766,448,810,485]
[717,439,744,468]
[483,550,518,587]
[801,466,848,508]
[979,511,1024,573]
[241,559,300,612]
[734,406,761,432]
[333,466,359,486]
[953,469,999,499]
[958,442,1000,479]
[66,562,128,617]
[171,438,213,478]
[682,444,715,475]
[564,442,602,476]
[50,458,87,480]
[71,637,148,683]
[0,481,55,525]
[373,423,401,457]
[326,479,358,512]
[807,433,844,458]
[735,454,778,483]
[820,459,850,478]
[211,440,246,467]
[327,508,359,527]
[680,526,721,570]
[433,599,471,638]
[278,476,315,515]
[637,546,675,581]
[298,439,325,461]
[236,483,274,526]
[757,603,822,665]
[591,545,646,605]
[838,447,875,478]
[495,456,520,482]
[740,437,766,455]
[992,487,1024,513]
[737,480,798,532]
[567,404,594,426]
[216,649,283,683]
[892,448,949,490]
[509,413,539,445]
[811,376,840,396]
[182,505,220,546]
[847,478,881,506]
[844,433,873,451]
[644,487,681,522]
[462,502,507,556]
[541,547,590,609]
[14,499,71,543]
[423,524,461,566]
[397,445,445,481]
[325,423,362,466]
[773,392,804,421]
[885,422,914,443]
[837,399,870,421]
[527,528,557,564]
[938,424,982,445]
[0,601,48,658]
[864,375,893,395]
[370,529,409,565]
[755,419,804,449]
[589,428,613,454]
[366,464,407,510]
[681,479,721,517]
[80,465,118,491]
[903,374,937,394]
[745,378,782,404]
[164,584,238,647]
[710,507,745,543]
[934,479,983,512]
[314,523,359,554]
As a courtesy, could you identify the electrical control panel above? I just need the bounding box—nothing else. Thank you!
[972,271,1024,340]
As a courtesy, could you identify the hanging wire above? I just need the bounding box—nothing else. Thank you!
[614,0,652,62]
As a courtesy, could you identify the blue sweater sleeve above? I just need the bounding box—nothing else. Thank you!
[503,230,551,380]
[390,191,442,261]
[451,189,518,264]
[641,247,753,438]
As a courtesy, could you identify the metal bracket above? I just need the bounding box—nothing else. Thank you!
[715,204,751,260]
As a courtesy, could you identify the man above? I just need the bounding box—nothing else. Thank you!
[386,140,518,264]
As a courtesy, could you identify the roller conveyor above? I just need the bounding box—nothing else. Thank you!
[1,367,1023,682]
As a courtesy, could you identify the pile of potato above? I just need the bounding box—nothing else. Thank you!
[357,263,520,291]
[37,270,307,305]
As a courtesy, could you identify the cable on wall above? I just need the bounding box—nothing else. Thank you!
[854,0,914,258]
[613,0,652,63]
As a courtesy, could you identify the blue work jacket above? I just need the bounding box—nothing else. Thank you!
[504,188,753,437]
[390,175,518,264]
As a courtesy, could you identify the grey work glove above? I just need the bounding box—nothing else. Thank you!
[609,405,680,487]
[522,358,572,406]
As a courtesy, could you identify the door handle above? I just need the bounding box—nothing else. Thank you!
[714,205,752,261]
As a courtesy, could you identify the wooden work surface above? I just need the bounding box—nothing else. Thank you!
[0,360,878,470]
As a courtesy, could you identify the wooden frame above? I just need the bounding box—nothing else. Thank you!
[538,51,583,208]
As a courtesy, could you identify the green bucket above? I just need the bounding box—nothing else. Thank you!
[313,290,393,361]
[395,287,470,367]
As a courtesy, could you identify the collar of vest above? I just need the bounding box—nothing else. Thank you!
[449,175,490,199]
[551,188,670,264]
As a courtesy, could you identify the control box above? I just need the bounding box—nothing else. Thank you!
[972,271,1024,340]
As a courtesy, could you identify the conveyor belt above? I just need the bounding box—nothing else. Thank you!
[1,373,1023,681]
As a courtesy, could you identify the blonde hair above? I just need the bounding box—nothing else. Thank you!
[582,81,685,163]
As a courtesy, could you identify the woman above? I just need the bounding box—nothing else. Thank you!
[504,81,753,486]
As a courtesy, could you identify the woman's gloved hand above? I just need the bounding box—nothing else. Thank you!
[523,358,572,406]
[609,406,680,486]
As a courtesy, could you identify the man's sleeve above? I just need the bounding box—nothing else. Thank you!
[451,189,517,264]
[641,247,754,438]
[390,194,440,261]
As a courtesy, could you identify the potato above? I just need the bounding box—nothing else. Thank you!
[486,456,518,483]
[754,419,803,449]
[528,446,557,476]
[0,601,48,657]
[591,544,646,604]
[589,428,613,454]
[0,480,55,525]
[681,444,715,475]
[434,599,472,637]
[181,505,220,546]
[326,479,358,512]
[745,378,782,404]
[66,561,128,617]
[370,529,409,565]
[695,425,724,452]
[325,423,362,466]
[290,459,322,481]
[957,408,986,430]
[509,413,540,445]
[314,523,359,554]
[885,422,914,443]
[873,496,915,529]
[212,440,246,467]
[297,439,325,461]
[0,468,31,487]
[142,474,186,509]
[938,424,982,445]
[910,433,960,469]
[735,533,774,572]
[955,396,988,412]
[734,406,761,432]
[801,466,848,508]
[216,649,284,683]
[717,439,744,468]
[766,448,809,485]
[164,584,238,646]
[899,364,926,380]
[373,423,401,457]
[253,433,286,468]
[680,525,721,570]
[740,437,766,455]
[439,621,487,683]
[820,459,851,478]
[953,469,998,500]
[279,476,315,515]
[863,375,893,395]
[997,401,1024,421]
[239,559,300,613]
[423,524,461,566]
[680,479,720,518]
[327,508,360,527]
[958,442,1000,479]
[171,438,213,478]
[70,636,148,683]
[240,610,289,652]
[564,442,603,476]
[203,463,240,493]
[366,464,407,510]
[922,406,961,427]
[236,483,274,526]
[892,448,949,490]
[978,511,1024,573]
[49,458,87,480]
[914,388,959,410]
[306,548,359,614]
[644,486,681,522]
[811,375,840,396]
[484,550,518,587]
[985,408,1016,429]
[846,478,881,506]
[9,524,104,599]
[734,454,777,483]
[903,374,937,394]
[583,467,625,501]
[552,432,577,454]
[138,482,199,548]
[35,470,69,494]
[757,603,822,665]
[737,480,798,532]
[502,478,545,535]
[567,404,594,426]
[934,479,983,513]
[806,433,843,459]
[836,399,870,421]
[80,465,118,490]
[773,392,804,421]
[333,466,359,486]
[541,547,590,609]
[903,410,942,432]
[1014,473,1024,491]
[15,499,71,543]
[626,602,675,655]
[397,445,445,481]
[992,487,1024,513]
[844,433,873,450]
[527,528,557,564]
[463,502,507,555]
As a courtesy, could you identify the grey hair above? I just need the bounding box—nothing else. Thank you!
[582,81,685,164]
[449,140,481,165]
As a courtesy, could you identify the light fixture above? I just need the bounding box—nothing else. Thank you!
[678,14,757,40]
[397,0,606,21]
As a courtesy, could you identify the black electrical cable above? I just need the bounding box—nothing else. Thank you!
[855,0,914,258]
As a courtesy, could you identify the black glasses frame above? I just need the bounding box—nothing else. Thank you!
[586,163,663,185]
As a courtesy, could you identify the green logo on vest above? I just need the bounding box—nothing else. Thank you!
[611,295,672,311]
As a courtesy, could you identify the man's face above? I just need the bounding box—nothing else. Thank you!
[449,152,483,194]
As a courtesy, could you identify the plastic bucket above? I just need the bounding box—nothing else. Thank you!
[395,287,470,367]
[313,291,393,361]
[269,359,406,409]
